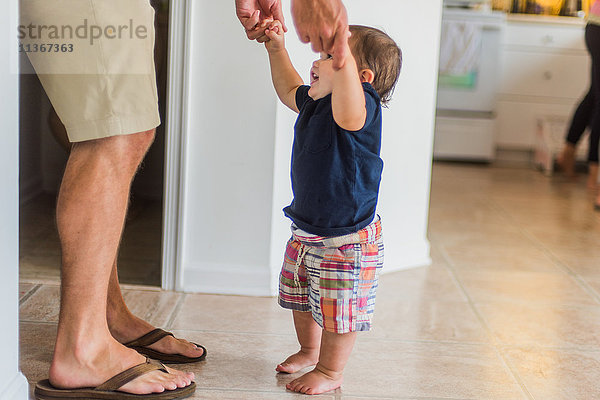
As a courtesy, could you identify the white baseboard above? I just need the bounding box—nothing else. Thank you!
[182,262,274,297]
[0,372,29,400]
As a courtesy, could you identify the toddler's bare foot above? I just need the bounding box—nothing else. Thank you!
[286,365,343,395]
[276,350,319,374]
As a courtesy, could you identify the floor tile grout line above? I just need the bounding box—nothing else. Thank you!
[165,292,187,330]
[435,242,535,400]
[19,284,41,307]
[19,319,57,326]
[487,198,600,305]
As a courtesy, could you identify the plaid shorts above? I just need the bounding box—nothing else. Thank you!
[278,218,384,334]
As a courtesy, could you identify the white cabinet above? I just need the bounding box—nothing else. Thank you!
[496,15,590,149]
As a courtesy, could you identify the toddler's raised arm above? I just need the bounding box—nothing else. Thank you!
[331,41,368,131]
[265,21,304,113]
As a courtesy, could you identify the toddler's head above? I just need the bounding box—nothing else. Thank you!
[348,25,402,105]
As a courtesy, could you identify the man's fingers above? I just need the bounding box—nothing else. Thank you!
[270,4,288,32]
[309,30,324,53]
[321,35,335,56]
[332,31,349,69]
[241,10,261,31]
[256,34,270,43]
[247,26,268,41]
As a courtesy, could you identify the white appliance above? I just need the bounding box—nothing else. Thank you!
[434,8,505,161]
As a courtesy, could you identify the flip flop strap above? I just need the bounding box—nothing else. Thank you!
[95,358,168,392]
[124,328,174,348]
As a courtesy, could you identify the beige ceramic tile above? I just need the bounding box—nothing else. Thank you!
[168,331,314,393]
[440,242,564,274]
[171,294,294,335]
[575,276,600,302]
[188,389,334,399]
[169,331,526,399]
[19,322,56,386]
[19,284,60,322]
[341,340,526,399]
[19,283,37,301]
[503,346,600,400]
[429,222,533,250]
[454,269,596,306]
[551,251,600,278]
[122,288,182,327]
[477,302,600,347]
[523,226,600,253]
[370,299,489,344]
[377,265,467,303]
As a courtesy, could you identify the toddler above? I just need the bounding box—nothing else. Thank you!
[264,20,402,395]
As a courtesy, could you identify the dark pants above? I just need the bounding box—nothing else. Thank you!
[566,23,600,163]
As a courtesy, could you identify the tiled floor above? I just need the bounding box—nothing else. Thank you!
[19,163,600,399]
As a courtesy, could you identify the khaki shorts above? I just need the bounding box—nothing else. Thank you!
[20,0,160,142]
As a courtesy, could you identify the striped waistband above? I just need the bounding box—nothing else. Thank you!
[291,217,382,248]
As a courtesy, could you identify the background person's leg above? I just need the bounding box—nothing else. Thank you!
[586,24,600,190]
[49,130,194,394]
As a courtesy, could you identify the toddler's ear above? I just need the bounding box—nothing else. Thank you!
[360,69,375,84]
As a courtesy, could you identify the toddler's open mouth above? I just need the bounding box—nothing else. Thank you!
[310,70,319,85]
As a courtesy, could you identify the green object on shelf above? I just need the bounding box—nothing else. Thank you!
[438,72,478,89]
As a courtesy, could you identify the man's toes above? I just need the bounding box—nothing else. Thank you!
[149,383,165,394]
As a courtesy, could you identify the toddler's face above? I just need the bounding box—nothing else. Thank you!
[308,53,335,101]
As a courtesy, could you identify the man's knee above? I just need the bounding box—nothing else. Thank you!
[71,129,156,171]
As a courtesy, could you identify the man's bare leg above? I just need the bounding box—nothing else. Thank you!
[276,311,320,373]
[286,330,357,395]
[107,260,205,358]
[49,130,194,394]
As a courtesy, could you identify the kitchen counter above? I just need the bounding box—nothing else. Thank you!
[507,13,585,26]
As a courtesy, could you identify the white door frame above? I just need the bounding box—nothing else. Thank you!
[161,0,193,291]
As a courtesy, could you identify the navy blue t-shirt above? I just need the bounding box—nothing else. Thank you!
[283,82,384,237]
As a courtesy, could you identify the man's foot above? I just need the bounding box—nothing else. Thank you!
[276,350,319,374]
[286,365,343,395]
[110,313,204,360]
[49,338,194,395]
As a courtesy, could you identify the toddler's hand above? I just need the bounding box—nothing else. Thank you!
[265,20,285,52]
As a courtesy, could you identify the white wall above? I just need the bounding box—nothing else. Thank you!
[181,0,442,296]
[1,0,30,398]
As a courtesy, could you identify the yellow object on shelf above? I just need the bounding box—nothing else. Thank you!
[536,0,564,15]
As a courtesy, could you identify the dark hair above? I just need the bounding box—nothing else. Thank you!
[349,25,402,105]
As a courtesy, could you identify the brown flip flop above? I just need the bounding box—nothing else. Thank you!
[124,329,207,364]
[34,358,196,399]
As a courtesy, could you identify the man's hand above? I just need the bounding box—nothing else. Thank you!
[235,0,287,43]
[291,0,349,69]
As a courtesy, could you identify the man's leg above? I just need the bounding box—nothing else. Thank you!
[49,130,194,394]
[106,260,205,358]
